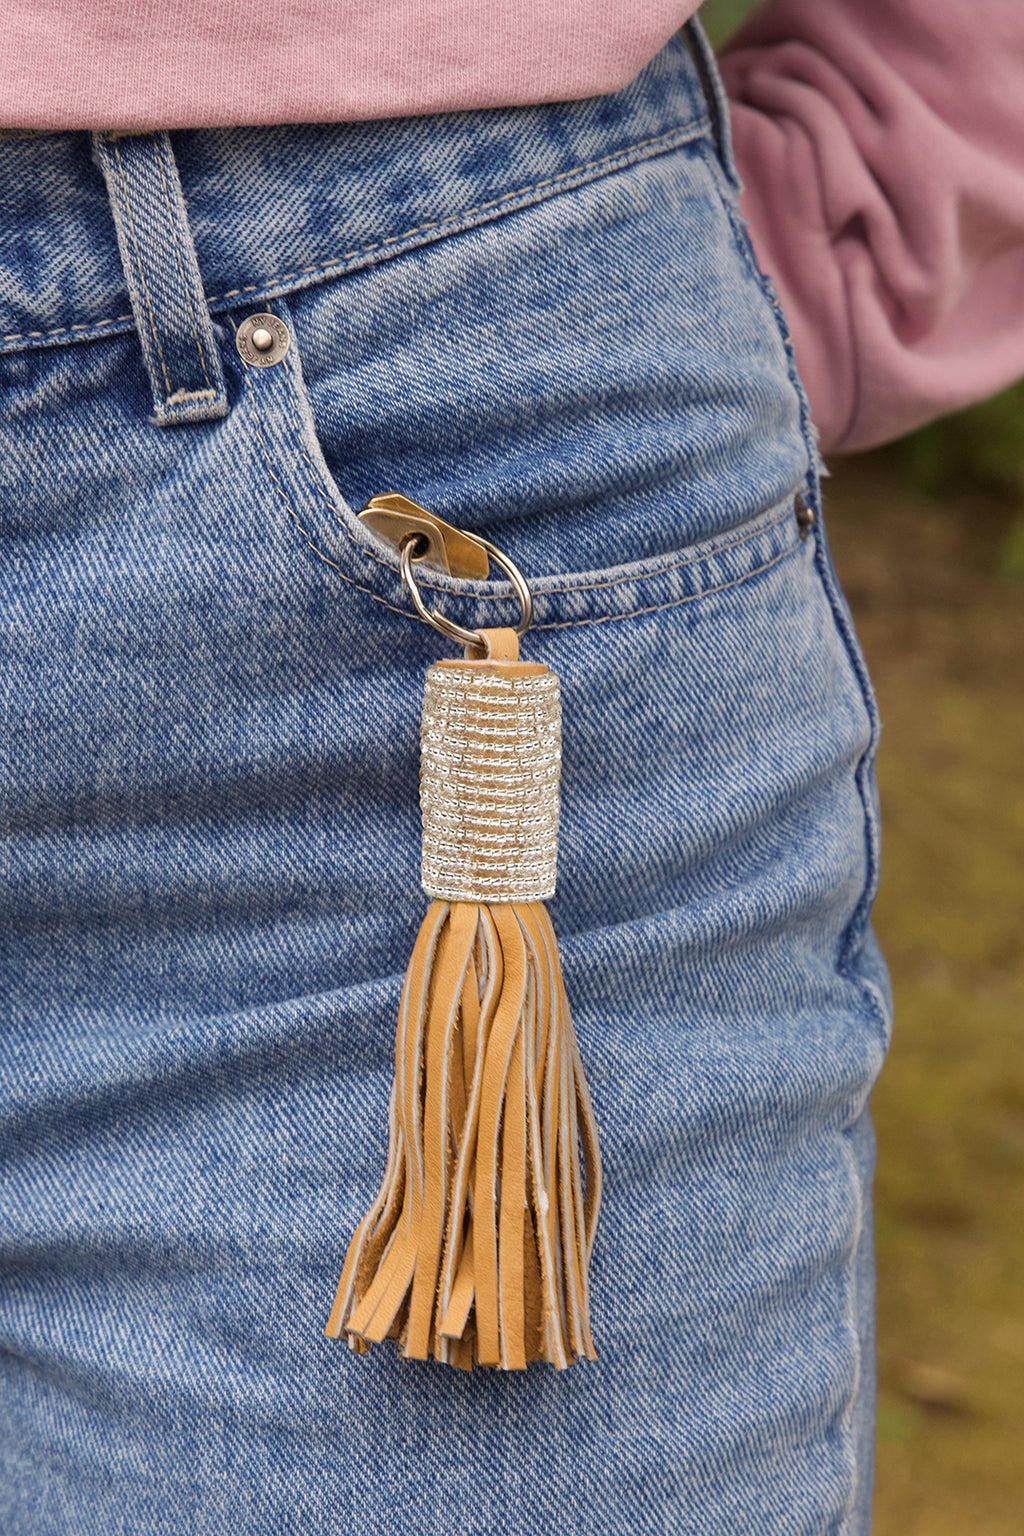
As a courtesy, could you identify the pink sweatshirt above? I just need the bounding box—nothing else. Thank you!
[3,0,1024,453]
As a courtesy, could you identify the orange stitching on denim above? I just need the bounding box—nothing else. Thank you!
[164,387,218,407]
[2,315,133,343]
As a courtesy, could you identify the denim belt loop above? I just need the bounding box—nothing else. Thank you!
[92,131,229,426]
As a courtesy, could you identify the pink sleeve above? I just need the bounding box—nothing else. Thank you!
[718,0,1024,453]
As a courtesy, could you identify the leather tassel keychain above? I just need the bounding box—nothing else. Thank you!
[325,496,602,1370]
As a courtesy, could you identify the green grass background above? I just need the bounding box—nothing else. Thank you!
[697,3,1024,1526]
[826,456,1023,1534]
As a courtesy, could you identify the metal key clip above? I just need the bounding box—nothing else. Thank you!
[358,493,533,650]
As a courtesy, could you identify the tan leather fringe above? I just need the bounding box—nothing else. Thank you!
[325,897,602,1368]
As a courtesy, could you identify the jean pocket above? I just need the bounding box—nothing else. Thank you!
[227,135,812,636]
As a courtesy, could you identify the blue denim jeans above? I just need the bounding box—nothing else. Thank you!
[0,26,892,1535]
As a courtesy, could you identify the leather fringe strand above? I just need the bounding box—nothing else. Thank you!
[325,898,601,1369]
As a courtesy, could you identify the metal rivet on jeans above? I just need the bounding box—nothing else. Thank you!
[236,312,291,367]
[794,492,816,540]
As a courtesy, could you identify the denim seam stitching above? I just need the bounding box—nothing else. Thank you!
[729,240,886,1025]
[2,315,134,343]
[241,358,413,625]
[112,139,173,398]
[537,507,795,596]
[205,122,708,306]
[705,119,885,1536]
[1,123,707,350]
[270,339,798,608]
[154,133,215,394]
[262,356,798,626]
[713,120,889,1024]
[249,352,801,628]
[531,539,800,628]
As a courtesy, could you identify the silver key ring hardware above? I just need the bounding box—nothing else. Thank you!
[358,493,533,650]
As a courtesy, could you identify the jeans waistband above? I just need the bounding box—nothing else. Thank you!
[0,30,727,372]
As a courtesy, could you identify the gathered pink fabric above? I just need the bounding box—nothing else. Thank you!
[721,0,1024,450]
[3,0,1024,450]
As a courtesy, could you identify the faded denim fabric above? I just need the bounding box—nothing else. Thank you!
[0,27,892,1536]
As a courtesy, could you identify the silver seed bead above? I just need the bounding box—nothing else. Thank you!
[420,667,561,903]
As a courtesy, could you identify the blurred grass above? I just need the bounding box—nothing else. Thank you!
[699,0,760,48]
[699,8,1024,1523]
[823,453,1024,1534]
[895,383,1024,579]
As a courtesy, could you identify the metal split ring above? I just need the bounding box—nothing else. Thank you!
[398,533,534,652]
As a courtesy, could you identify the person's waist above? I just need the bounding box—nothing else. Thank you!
[0,34,711,357]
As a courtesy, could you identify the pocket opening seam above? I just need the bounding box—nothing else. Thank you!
[701,134,889,1058]
[271,333,802,605]
[249,334,806,632]
[532,537,802,629]
[241,355,414,626]
[533,505,796,597]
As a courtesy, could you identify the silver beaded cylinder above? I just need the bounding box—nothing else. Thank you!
[419,662,561,903]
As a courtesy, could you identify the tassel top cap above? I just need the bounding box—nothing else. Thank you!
[420,649,561,905]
